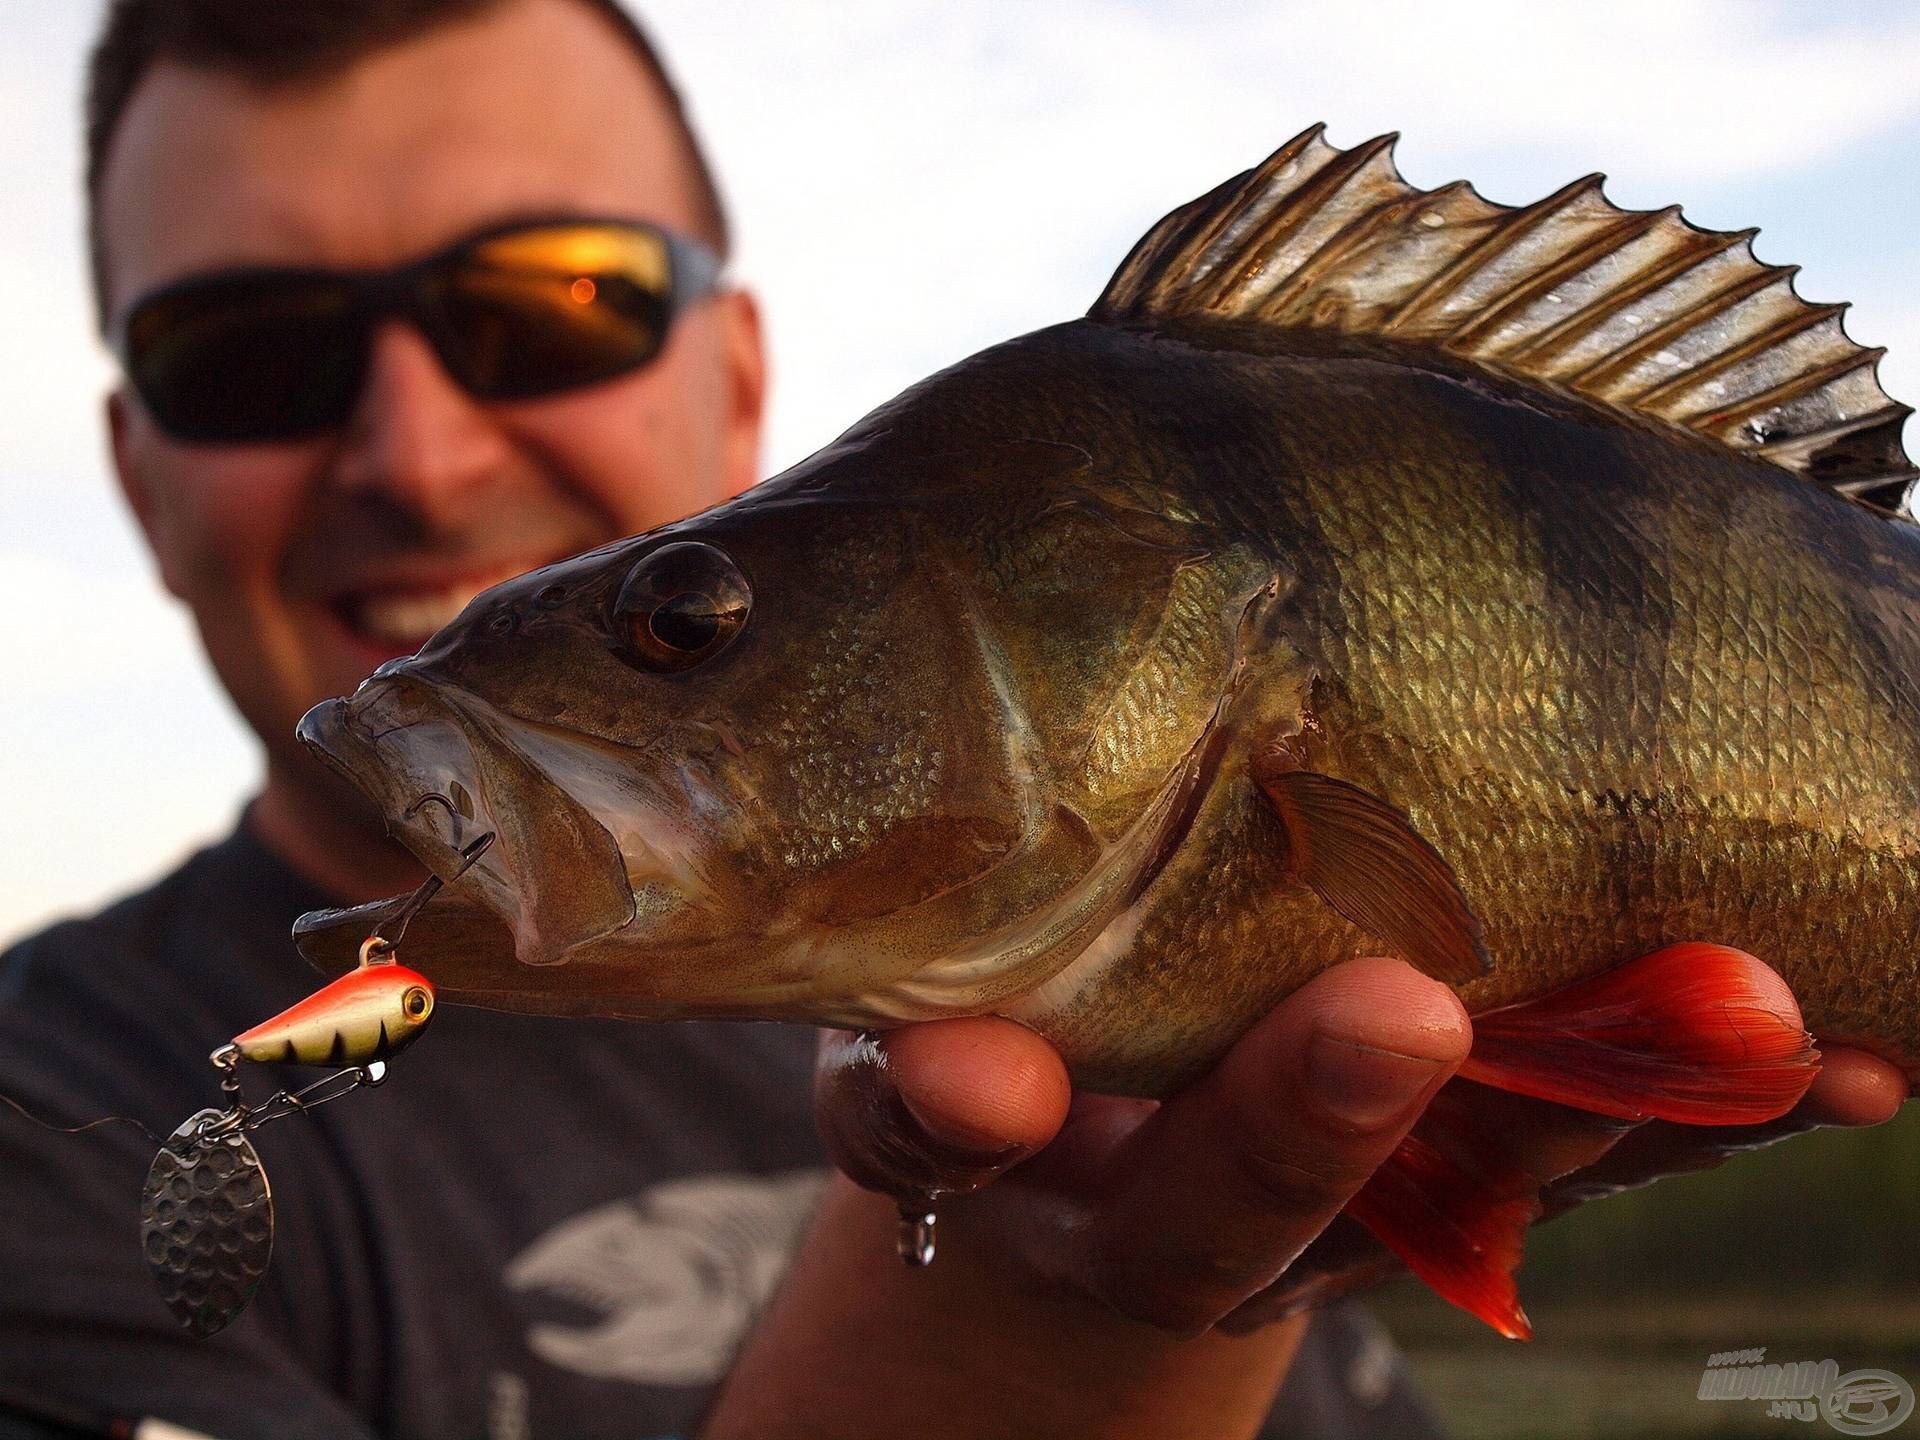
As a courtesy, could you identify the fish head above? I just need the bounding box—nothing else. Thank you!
[297,334,1293,1026]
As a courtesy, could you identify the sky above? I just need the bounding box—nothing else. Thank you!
[3,0,1918,945]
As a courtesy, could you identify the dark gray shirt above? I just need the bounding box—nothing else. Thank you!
[0,821,1443,1439]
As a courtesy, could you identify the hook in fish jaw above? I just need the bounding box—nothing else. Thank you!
[373,826,494,949]
[403,790,461,826]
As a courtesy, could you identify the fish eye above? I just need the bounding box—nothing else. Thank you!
[610,542,751,674]
[402,987,432,1021]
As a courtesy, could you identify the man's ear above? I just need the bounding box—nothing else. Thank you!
[108,387,187,600]
[716,288,767,500]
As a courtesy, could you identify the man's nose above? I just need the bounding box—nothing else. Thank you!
[331,321,514,519]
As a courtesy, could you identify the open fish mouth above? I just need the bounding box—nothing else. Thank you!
[299,694,497,886]
[295,678,636,972]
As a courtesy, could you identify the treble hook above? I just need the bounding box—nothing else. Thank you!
[372,826,495,950]
[403,791,462,826]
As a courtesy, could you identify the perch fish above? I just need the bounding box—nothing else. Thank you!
[294,127,1920,1335]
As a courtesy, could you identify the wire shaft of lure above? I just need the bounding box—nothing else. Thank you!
[187,1058,388,1148]
[371,823,494,951]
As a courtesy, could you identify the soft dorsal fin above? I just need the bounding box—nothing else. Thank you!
[1092,125,1916,516]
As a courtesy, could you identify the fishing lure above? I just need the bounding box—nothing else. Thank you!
[139,827,487,1338]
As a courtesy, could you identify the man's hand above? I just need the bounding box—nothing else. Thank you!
[704,957,1906,1440]
[815,956,1471,1336]
[816,953,1906,1339]
[704,957,1471,1440]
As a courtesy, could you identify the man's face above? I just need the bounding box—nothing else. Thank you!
[98,0,764,790]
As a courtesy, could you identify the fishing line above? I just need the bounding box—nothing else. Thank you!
[0,1088,162,1145]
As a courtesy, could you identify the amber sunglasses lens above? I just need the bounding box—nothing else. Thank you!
[118,223,691,443]
[121,274,368,443]
[422,223,675,398]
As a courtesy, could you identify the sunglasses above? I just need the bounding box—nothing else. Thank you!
[112,216,722,444]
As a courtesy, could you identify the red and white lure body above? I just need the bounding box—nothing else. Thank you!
[229,940,436,1067]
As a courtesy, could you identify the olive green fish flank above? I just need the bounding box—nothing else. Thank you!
[293,127,1919,1100]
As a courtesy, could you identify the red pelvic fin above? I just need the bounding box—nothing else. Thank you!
[1458,943,1820,1125]
[1342,1091,1540,1340]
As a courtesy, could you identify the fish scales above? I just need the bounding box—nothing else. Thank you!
[983,323,1920,1090]
[283,125,1920,1338]
[1075,330,1912,1082]
[291,128,1920,1099]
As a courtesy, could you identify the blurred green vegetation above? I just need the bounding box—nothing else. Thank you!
[1374,1103,1920,1438]
[1519,1101,1920,1297]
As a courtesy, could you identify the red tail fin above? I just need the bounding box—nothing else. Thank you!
[1342,1089,1540,1340]
[1459,943,1820,1125]
[1344,943,1820,1338]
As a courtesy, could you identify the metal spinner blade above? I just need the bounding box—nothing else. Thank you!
[139,1109,274,1339]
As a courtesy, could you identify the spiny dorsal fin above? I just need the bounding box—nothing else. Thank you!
[1092,124,1916,516]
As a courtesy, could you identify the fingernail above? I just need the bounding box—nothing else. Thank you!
[1307,1032,1449,1130]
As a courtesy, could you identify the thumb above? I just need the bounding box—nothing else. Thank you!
[814,1017,1072,1201]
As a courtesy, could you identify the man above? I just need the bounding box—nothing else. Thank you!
[3,2,1443,1434]
[1,1,1905,1437]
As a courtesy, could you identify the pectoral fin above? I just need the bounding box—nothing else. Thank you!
[1252,759,1489,983]
[1458,942,1821,1124]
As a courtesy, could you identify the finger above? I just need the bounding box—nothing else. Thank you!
[1543,1044,1908,1211]
[1063,956,1471,1336]
[814,1018,1071,1201]
[1797,1046,1908,1126]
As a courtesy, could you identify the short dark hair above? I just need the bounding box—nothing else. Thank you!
[85,0,730,326]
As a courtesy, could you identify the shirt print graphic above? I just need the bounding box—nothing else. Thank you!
[505,1168,828,1385]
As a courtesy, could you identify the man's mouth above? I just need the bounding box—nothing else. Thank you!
[327,560,554,652]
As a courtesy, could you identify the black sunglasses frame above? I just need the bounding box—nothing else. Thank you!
[111,214,724,443]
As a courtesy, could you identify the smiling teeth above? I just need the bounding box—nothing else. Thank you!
[349,572,526,646]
